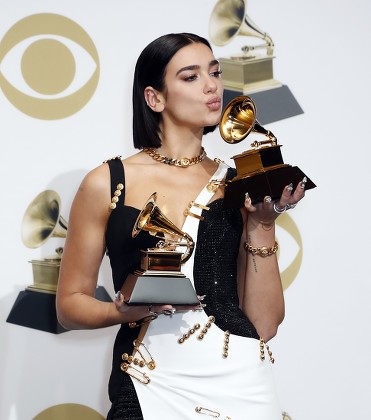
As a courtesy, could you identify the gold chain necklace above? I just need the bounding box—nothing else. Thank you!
[143,147,207,168]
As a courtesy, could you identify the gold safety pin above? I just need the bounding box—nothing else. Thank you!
[128,313,158,329]
[195,406,220,417]
[190,201,210,211]
[184,201,210,221]
[206,179,226,193]
[133,339,156,370]
[120,362,150,384]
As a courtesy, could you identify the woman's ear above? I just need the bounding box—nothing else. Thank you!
[144,87,165,112]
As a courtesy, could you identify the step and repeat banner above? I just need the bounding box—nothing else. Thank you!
[1,1,370,419]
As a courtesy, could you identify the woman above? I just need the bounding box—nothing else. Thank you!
[56,33,306,419]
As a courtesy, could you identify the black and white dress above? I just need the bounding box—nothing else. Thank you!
[105,158,282,420]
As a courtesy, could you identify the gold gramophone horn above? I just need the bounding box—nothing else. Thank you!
[132,192,194,263]
[209,0,274,55]
[21,190,68,249]
[219,95,277,146]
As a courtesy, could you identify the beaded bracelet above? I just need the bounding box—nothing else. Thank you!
[244,240,278,257]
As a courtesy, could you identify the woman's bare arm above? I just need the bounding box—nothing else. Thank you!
[56,164,154,330]
[237,180,306,341]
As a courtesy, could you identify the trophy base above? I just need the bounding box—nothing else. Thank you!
[127,274,199,306]
[232,145,285,177]
[223,165,316,209]
[6,286,112,334]
[223,85,304,124]
[219,55,276,88]
[134,269,185,277]
[140,249,183,272]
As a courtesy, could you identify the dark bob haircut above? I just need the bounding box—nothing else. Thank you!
[132,33,218,149]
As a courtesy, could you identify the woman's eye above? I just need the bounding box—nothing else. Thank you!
[211,70,222,78]
[184,74,198,82]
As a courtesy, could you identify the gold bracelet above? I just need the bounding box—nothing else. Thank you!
[244,240,278,257]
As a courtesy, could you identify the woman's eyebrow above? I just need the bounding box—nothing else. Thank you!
[209,59,220,68]
[176,60,220,76]
[176,65,200,76]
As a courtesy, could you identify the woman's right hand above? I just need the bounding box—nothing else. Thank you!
[114,291,204,324]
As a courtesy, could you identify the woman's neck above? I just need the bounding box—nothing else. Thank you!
[157,130,204,160]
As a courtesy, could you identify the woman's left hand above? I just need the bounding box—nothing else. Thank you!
[244,177,307,227]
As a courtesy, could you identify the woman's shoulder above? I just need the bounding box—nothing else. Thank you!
[84,161,110,187]
[82,152,146,193]
[122,150,148,166]
[71,162,113,208]
[82,151,140,185]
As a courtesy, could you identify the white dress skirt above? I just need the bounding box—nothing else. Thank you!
[124,163,283,420]
[128,310,282,420]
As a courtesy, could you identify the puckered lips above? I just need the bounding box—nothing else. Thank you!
[206,96,222,111]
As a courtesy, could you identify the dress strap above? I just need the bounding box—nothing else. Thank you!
[182,161,229,236]
[195,161,229,207]
[181,162,229,277]
[105,157,125,209]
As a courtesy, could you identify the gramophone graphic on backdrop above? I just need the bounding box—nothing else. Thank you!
[209,0,303,124]
[6,190,111,334]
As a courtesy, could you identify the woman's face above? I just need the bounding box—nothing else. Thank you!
[159,42,223,131]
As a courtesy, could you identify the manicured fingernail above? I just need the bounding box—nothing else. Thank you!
[245,192,251,205]
[264,196,272,203]
[286,183,293,192]
[300,177,307,189]
[198,295,207,301]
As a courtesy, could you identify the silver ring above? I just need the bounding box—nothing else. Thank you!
[286,203,297,210]
[161,308,176,316]
[273,202,287,213]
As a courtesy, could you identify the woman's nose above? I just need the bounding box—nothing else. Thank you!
[204,77,218,93]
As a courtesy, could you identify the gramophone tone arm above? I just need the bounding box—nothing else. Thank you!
[250,129,277,149]
[264,33,274,55]
[154,233,194,264]
[181,233,195,264]
[241,44,265,53]
[241,15,274,55]
[250,121,277,149]
[241,43,272,55]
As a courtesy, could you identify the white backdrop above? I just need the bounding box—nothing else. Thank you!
[1,1,370,419]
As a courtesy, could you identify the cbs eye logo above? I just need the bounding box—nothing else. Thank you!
[276,213,303,290]
[34,403,104,419]
[0,13,99,120]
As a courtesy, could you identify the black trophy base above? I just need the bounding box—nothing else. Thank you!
[223,85,304,125]
[6,286,112,334]
[233,145,284,176]
[127,275,199,306]
[223,165,316,209]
